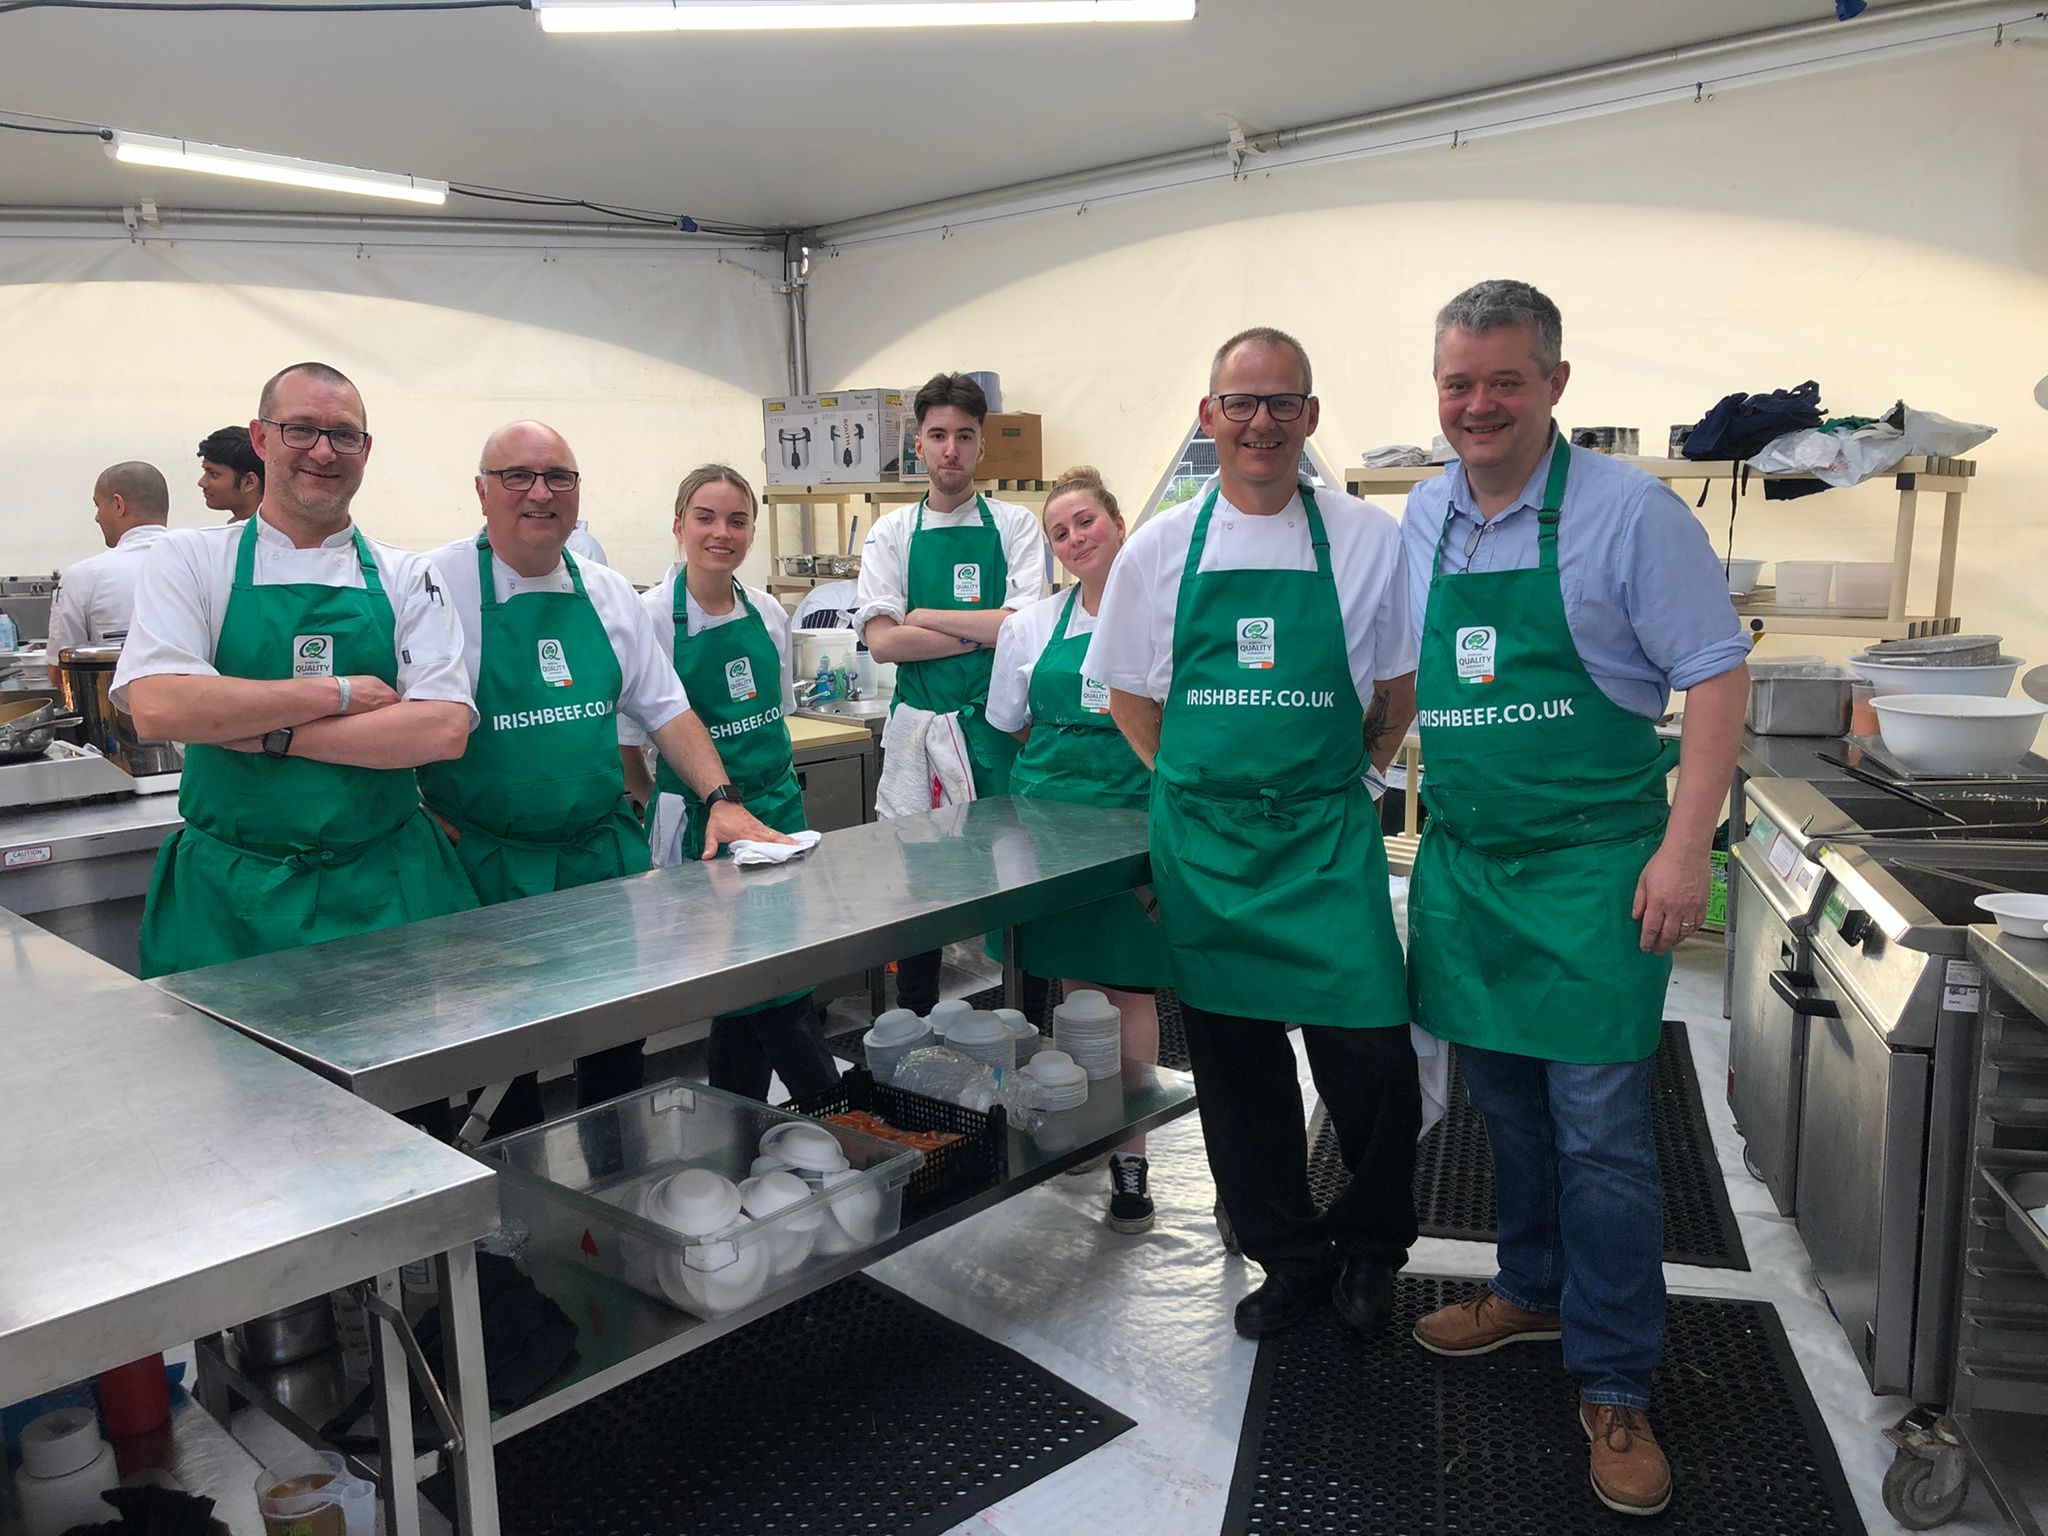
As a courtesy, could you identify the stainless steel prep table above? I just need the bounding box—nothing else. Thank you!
[0,906,501,1535]
[0,792,181,973]
[152,799,1151,1113]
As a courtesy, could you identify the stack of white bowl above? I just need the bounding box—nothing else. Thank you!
[861,1007,931,1085]
[640,1168,767,1315]
[993,1007,1039,1069]
[1053,989,1122,1080]
[1023,1050,1088,1110]
[755,1123,879,1256]
[926,998,972,1039]
[940,1010,1016,1075]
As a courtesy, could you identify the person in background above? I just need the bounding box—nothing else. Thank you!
[1402,280,1749,1520]
[987,466,1172,1233]
[854,372,1048,1015]
[196,425,264,523]
[565,518,608,565]
[1088,326,1421,1340]
[421,424,787,1133]
[45,461,174,685]
[623,463,841,1103]
[116,362,477,978]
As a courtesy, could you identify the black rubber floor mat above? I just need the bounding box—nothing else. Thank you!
[1307,1022,1748,1270]
[1224,1277,1863,1536]
[427,1275,1133,1536]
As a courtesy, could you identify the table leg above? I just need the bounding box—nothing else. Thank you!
[369,1271,422,1536]
[434,1244,500,1536]
[192,1330,233,1424]
[1934,491,1963,618]
[1002,924,1023,1010]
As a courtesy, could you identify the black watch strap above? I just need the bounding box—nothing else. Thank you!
[262,727,294,759]
[704,784,742,809]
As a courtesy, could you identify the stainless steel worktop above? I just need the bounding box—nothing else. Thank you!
[156,799,1151,1113]
[0,790,183,862]
[1737,730,1863,784]
[0,906,497,1404]
[1970,923,2048,1023]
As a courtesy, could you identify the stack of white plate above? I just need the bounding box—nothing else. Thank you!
[992,1007,1039,1069]
[1053,989,1122,1080]
[1025,1051,1088,1110]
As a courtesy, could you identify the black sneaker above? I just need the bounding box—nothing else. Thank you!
[1107,1153,1155,1234]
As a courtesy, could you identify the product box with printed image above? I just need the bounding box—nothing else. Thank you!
[897,412,1043,484]
[762,389,908,485]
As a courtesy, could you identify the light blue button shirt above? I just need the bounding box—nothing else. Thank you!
[1401,443,1749,719]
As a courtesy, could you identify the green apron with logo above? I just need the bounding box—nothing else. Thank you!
[417,537,647,905]
[660,572,810,1014]
[1008,588,1173,987]
[1407,436,1677,1064]
[892,493,1019,797]
[139,517,476,977]
[1150,485,1406,1028]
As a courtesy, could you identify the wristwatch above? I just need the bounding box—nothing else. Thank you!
[703,784,743,810]
[262,727,295,760]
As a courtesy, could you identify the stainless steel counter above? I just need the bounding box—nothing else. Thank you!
[156,799,1151,1113]
[1736,730,1862,784]
[0,907,497,1404]
[1970,923,2048,1024]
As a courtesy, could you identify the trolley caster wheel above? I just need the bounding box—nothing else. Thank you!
[1215,1198,1243,1255]
[1741,1141,1764,1183]
[1882,1448,1969,1530]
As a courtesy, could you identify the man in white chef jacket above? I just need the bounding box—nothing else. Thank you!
[45,461,175,684]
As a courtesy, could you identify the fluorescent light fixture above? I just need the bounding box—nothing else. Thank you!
[107,132,449,206]
[535,0,1194,35]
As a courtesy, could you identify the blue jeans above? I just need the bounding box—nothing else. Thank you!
[1459,1044,1664,1409]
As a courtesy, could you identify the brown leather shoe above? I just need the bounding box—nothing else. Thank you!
[1412,1289,1563,1356]
[1581,1400,1672,1517]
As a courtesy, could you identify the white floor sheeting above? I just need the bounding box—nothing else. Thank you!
[864,931,2010,1536]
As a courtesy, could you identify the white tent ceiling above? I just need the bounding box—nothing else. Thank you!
[0,0,1889,233]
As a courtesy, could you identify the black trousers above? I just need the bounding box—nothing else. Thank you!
[708,992,843,1104]
[491,1041,647,1138]
[1180,1004,1421,1279]
[894,948,945,1016]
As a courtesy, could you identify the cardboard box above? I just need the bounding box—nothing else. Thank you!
[897,412,1044,485]
[762,389,909,485]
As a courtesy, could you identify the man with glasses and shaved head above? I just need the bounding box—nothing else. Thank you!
[115,361,480,978]
[419,421,789,1133]
[1087,326,1423,1341]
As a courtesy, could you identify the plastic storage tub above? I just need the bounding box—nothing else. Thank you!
[1833,561,1894,615]
[477,1079,921,1319]
[1774,561,1835,609]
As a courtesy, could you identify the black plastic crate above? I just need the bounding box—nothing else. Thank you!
[789,1068,1007,1220]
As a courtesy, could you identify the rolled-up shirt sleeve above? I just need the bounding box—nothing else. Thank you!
[1622,482,1752,691]
[389,551,478,724]
[110,537,219,711]
[852,512,910,636]
[985,609,1035,732]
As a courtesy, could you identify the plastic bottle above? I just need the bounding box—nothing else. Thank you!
[812,658,837,702]
[0,610,18,650]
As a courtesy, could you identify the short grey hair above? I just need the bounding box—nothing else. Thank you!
[1210,326,1313,395]
[1433,280,1564,375]
[94,460,169,521]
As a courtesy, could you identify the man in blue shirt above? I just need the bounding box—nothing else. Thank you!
[1400,280,1748,1520]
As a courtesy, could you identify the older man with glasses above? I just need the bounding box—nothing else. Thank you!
[116,361,481,978]
[419,420,788,1134]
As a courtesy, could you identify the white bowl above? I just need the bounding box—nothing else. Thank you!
[867,1008,927,1047]
[1724,558,1765,597]
[1849,653,2022,699]
[763,1122,849,1174]
[814,1168,885,1252]
[1975,893,2048,940]
[739,1170,823,1276]
[1873,694,2048,775]
[657,1238,768,1315]
[926,999,972,1036]
[643,1169,742,1236]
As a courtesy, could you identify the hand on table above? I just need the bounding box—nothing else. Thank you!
[1633,839,1711,954]
[702,800,799,861]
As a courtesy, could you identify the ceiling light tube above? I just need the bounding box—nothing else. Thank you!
[107,132,449,206]
[535,0,1195,35]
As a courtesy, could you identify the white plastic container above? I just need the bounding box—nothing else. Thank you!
[1872,694,2048,775]
[861,1008,931,1085]
[1723,558,1765,597]
[1848,652,2022,700]
[15,1409,118,1536]
[254,1449,375,1536]
[1833,561,1894,615]
[1774,560,1835,609]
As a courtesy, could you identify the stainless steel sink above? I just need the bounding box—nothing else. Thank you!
[797,699,889,724]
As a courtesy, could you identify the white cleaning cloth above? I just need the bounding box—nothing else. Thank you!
[1412,1025,1451,1139]
[729,828,823,867]
[876,702,977,819]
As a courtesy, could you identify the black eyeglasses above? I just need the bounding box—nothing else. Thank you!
[482,467,582,493]
[1213,392,1310,423]
[261,419,369,454]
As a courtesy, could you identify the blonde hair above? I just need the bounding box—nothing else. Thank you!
[672,463,758,521]
[1043,465,1122,527]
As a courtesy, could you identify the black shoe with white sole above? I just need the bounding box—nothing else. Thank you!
[1107,1152,1154,1233]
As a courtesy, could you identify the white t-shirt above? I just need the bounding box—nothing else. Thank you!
[422,539,689,737]
[986,587,1099,733]
[1085,478,1418,706]
[622,568,796,746]
[852,495,1047,637]
[48,524,173,653]
[111,515,474,721]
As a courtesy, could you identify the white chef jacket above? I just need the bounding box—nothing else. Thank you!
[1085,477,1417,707]
[564,520,608,566]
[111,515,475,721]
[48,523,173,652]
[423,539,689,737]
[986,587,1097,733]
[852,495,1047,637]
[620,568,796,747]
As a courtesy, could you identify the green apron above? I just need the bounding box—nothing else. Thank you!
[891,493,1019,797]
[1150,485,1406,1028]
[1009,588,1174,988]
[139,517,476,978]
[659,572,810,1014]
[416,536,648,905]
[1407,435,1678,1064]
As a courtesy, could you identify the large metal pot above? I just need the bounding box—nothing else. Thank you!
[57,645,182,776]
[233,1297,336,1369]
[0,697,82,763]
